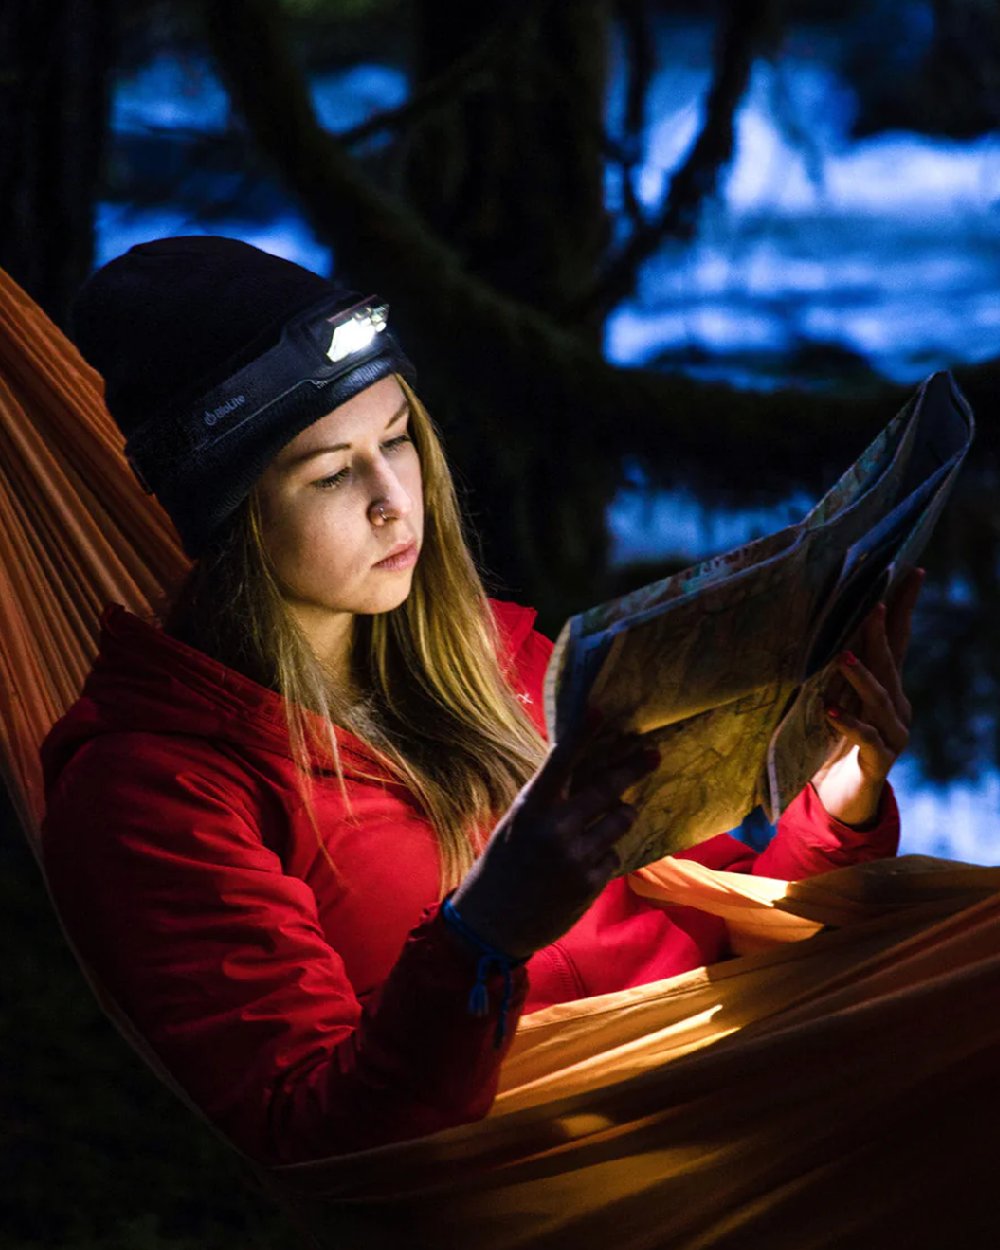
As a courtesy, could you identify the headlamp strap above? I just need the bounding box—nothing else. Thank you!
[123,295,391,494]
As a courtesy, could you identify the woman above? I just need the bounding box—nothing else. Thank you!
[40,237,915,1167]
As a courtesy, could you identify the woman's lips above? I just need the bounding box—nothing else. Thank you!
[373,540,418,571]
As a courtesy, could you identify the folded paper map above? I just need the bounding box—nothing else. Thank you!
[543,371,974,874]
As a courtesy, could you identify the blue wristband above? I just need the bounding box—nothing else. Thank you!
[440,896,524,1047]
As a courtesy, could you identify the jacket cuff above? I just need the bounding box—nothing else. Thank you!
[794,780,900,860]
[361,901,529,1078]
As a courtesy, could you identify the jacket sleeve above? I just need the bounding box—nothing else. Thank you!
[41,735,526,1167]
[675,782,900,880]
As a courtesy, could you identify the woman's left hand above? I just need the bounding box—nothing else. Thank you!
[810,567,924,828]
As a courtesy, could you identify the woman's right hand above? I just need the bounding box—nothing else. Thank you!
[449,737,660,961]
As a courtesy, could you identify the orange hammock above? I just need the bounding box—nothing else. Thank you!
[3,266,1000,1250]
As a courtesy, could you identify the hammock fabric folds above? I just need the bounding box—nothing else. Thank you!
[2,267,998,1249]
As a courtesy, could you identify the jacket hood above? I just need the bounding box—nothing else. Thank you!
[40,599,541,799]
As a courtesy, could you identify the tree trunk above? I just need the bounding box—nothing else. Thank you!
[401,1,616,616]
[0,1,116,328]
[405,0,610,330]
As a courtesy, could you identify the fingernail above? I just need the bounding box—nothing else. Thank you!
[841,651,858,666]
[825,704,841,719]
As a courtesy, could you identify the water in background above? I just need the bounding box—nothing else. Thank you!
[100,23,1000,862]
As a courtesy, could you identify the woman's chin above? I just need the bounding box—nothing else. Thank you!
[359,571,418,617]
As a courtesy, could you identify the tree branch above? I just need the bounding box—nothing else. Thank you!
[615,0,655,236]
[579,0,778,322]
[328,4,526,149]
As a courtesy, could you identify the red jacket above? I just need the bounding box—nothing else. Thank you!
[40,600,898,1165]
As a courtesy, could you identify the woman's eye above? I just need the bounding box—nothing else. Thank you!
[313,435,410,489]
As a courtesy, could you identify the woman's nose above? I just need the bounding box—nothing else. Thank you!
[368,467,412,525]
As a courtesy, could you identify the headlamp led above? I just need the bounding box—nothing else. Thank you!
[326,303,388,362]
[125,295,394,493]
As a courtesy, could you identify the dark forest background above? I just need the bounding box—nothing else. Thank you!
[1,1,998,1246]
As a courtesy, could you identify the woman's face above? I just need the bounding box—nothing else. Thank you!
[256,375,424,670]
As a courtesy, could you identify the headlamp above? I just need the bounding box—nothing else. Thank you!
[326,303,388,362]
[125,295,394,494]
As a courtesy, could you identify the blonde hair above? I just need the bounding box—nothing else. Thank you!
[164,379,547,889]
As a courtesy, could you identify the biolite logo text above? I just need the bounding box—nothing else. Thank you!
[204,394,246,426]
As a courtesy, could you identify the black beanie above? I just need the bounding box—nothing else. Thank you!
[71,236,415,557]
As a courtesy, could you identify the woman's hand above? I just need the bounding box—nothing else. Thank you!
[810,567,924,827]
[450,736,659,961]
